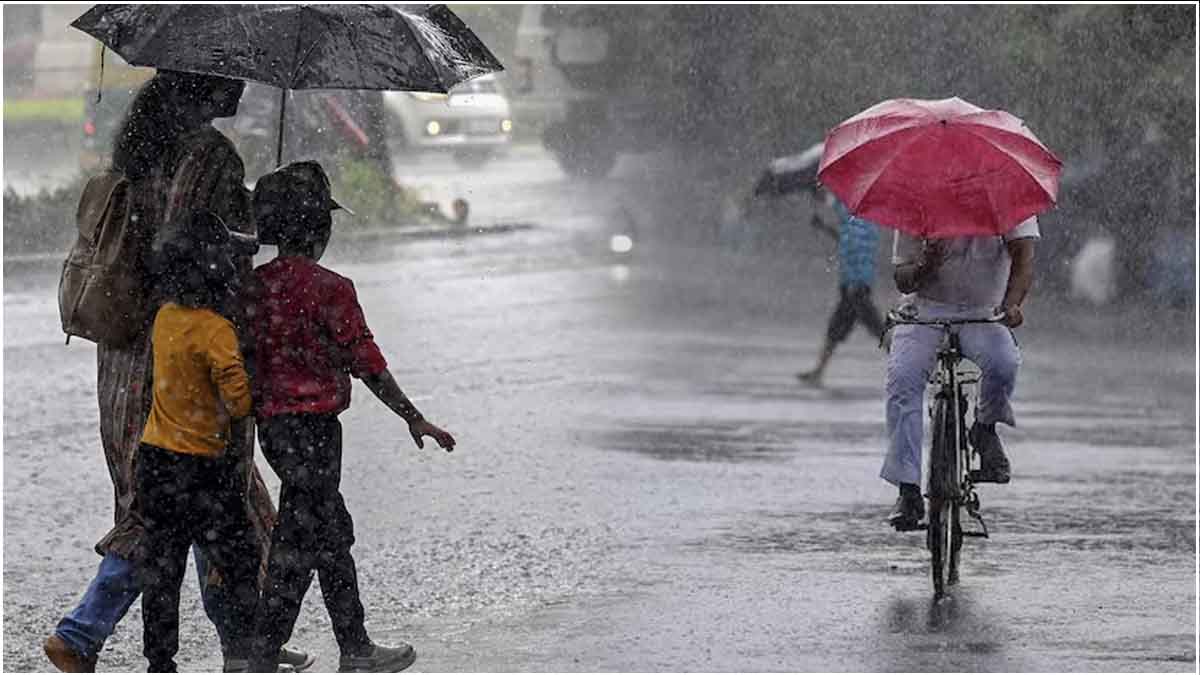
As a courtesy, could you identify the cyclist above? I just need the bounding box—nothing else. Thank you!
[884,217,1039,529]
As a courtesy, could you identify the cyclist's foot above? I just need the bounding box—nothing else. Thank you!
[887,483,924,530]
[969,422,1011,483]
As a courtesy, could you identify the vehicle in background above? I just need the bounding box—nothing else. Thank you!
[511,5,664,178]
[382,73,513,169]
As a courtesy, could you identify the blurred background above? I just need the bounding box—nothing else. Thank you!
[3,4,1195,306]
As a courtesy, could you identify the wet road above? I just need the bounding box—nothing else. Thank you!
[4,148,1196,672]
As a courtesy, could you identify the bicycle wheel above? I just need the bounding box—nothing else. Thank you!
[928,498,953,597]
[927,393,958,597]
[948,505,962,586]
[928,392,959,500]
[948,391,968,586]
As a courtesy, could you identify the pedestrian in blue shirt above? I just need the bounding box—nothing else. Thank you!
[797,192,886,385]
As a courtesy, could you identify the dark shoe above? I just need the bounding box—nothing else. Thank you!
[969,422,1011,483]
[339,642,417,673]
[230,645,313,673]
[279,646,317,672]
[887,485,925,530]
[44,635,97,673]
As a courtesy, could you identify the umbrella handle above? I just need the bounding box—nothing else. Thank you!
[276,88,287,167]
[96,46,105,103]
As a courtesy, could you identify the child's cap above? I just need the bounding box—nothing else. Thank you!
[254,161,353,245]
[254,160,353,216]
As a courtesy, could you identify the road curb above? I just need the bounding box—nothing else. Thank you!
[2,222,538,274]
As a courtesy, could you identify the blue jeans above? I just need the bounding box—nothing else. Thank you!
[883,317,1020,486]
[55,549,230,660]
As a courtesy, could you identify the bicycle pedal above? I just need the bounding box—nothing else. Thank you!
[965,507,991,538]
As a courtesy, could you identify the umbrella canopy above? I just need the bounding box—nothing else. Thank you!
[71,4,501,92]
[817,97,1062,238]
[71,3,504,164]
[753,142,824,198]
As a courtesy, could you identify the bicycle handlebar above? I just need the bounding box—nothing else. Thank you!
[881,306,1006,348]
[884,310,1007,327]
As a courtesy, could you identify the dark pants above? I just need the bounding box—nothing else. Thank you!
[135,445,261,672]
[826,283,885,344]
[253,414,370,668]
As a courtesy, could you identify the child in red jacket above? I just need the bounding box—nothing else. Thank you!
[247,162,455,673]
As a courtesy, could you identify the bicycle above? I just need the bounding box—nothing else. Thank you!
[883,304,1005,598]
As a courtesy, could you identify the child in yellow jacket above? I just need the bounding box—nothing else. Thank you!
[133,210,262,672]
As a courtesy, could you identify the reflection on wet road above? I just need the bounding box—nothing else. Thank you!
[4,148,1195,671]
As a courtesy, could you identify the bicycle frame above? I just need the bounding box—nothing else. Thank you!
[928,329,974,502]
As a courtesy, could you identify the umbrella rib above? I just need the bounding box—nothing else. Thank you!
[955,125,1061,198]
[396,8,450,93]
[121,6,183,65]
[821,113,929,167]
[290,6,326,89]
[331,10,367,88]
[823,126,930,206]
[834,128,941,235]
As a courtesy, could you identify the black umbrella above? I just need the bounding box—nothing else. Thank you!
[752,142,824,198]
[71,3,504,165]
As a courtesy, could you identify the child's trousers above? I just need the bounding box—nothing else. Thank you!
[252,414,371,668]
[135,444,261,672]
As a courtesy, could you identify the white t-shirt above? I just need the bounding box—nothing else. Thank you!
[892,217,1040,312]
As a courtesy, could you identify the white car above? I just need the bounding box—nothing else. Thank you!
[383,74,513,167]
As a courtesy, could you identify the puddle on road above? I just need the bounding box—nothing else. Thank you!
[591,419,883,463]
[989,503,1195,553]
[869,592,1021,670]
[682,503,947,578]
[1017,421,1195,448]
[700,379,884,403]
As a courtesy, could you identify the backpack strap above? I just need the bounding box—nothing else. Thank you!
[76,172,128,243]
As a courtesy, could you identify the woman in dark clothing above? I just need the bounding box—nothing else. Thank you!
[44,70,312,674]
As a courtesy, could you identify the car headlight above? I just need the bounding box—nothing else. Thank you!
[411,92,448,103]
[426,120,441,136]
[500,119,513,133]
[610,234,634,254]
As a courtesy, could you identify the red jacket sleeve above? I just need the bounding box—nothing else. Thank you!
[324,277,388,379]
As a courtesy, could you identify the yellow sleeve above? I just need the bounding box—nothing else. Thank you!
[207,316,253,419]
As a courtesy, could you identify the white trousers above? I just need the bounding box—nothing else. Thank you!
[881,321,1021,486]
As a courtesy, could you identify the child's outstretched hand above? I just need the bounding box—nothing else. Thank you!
[409,419,456,452]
